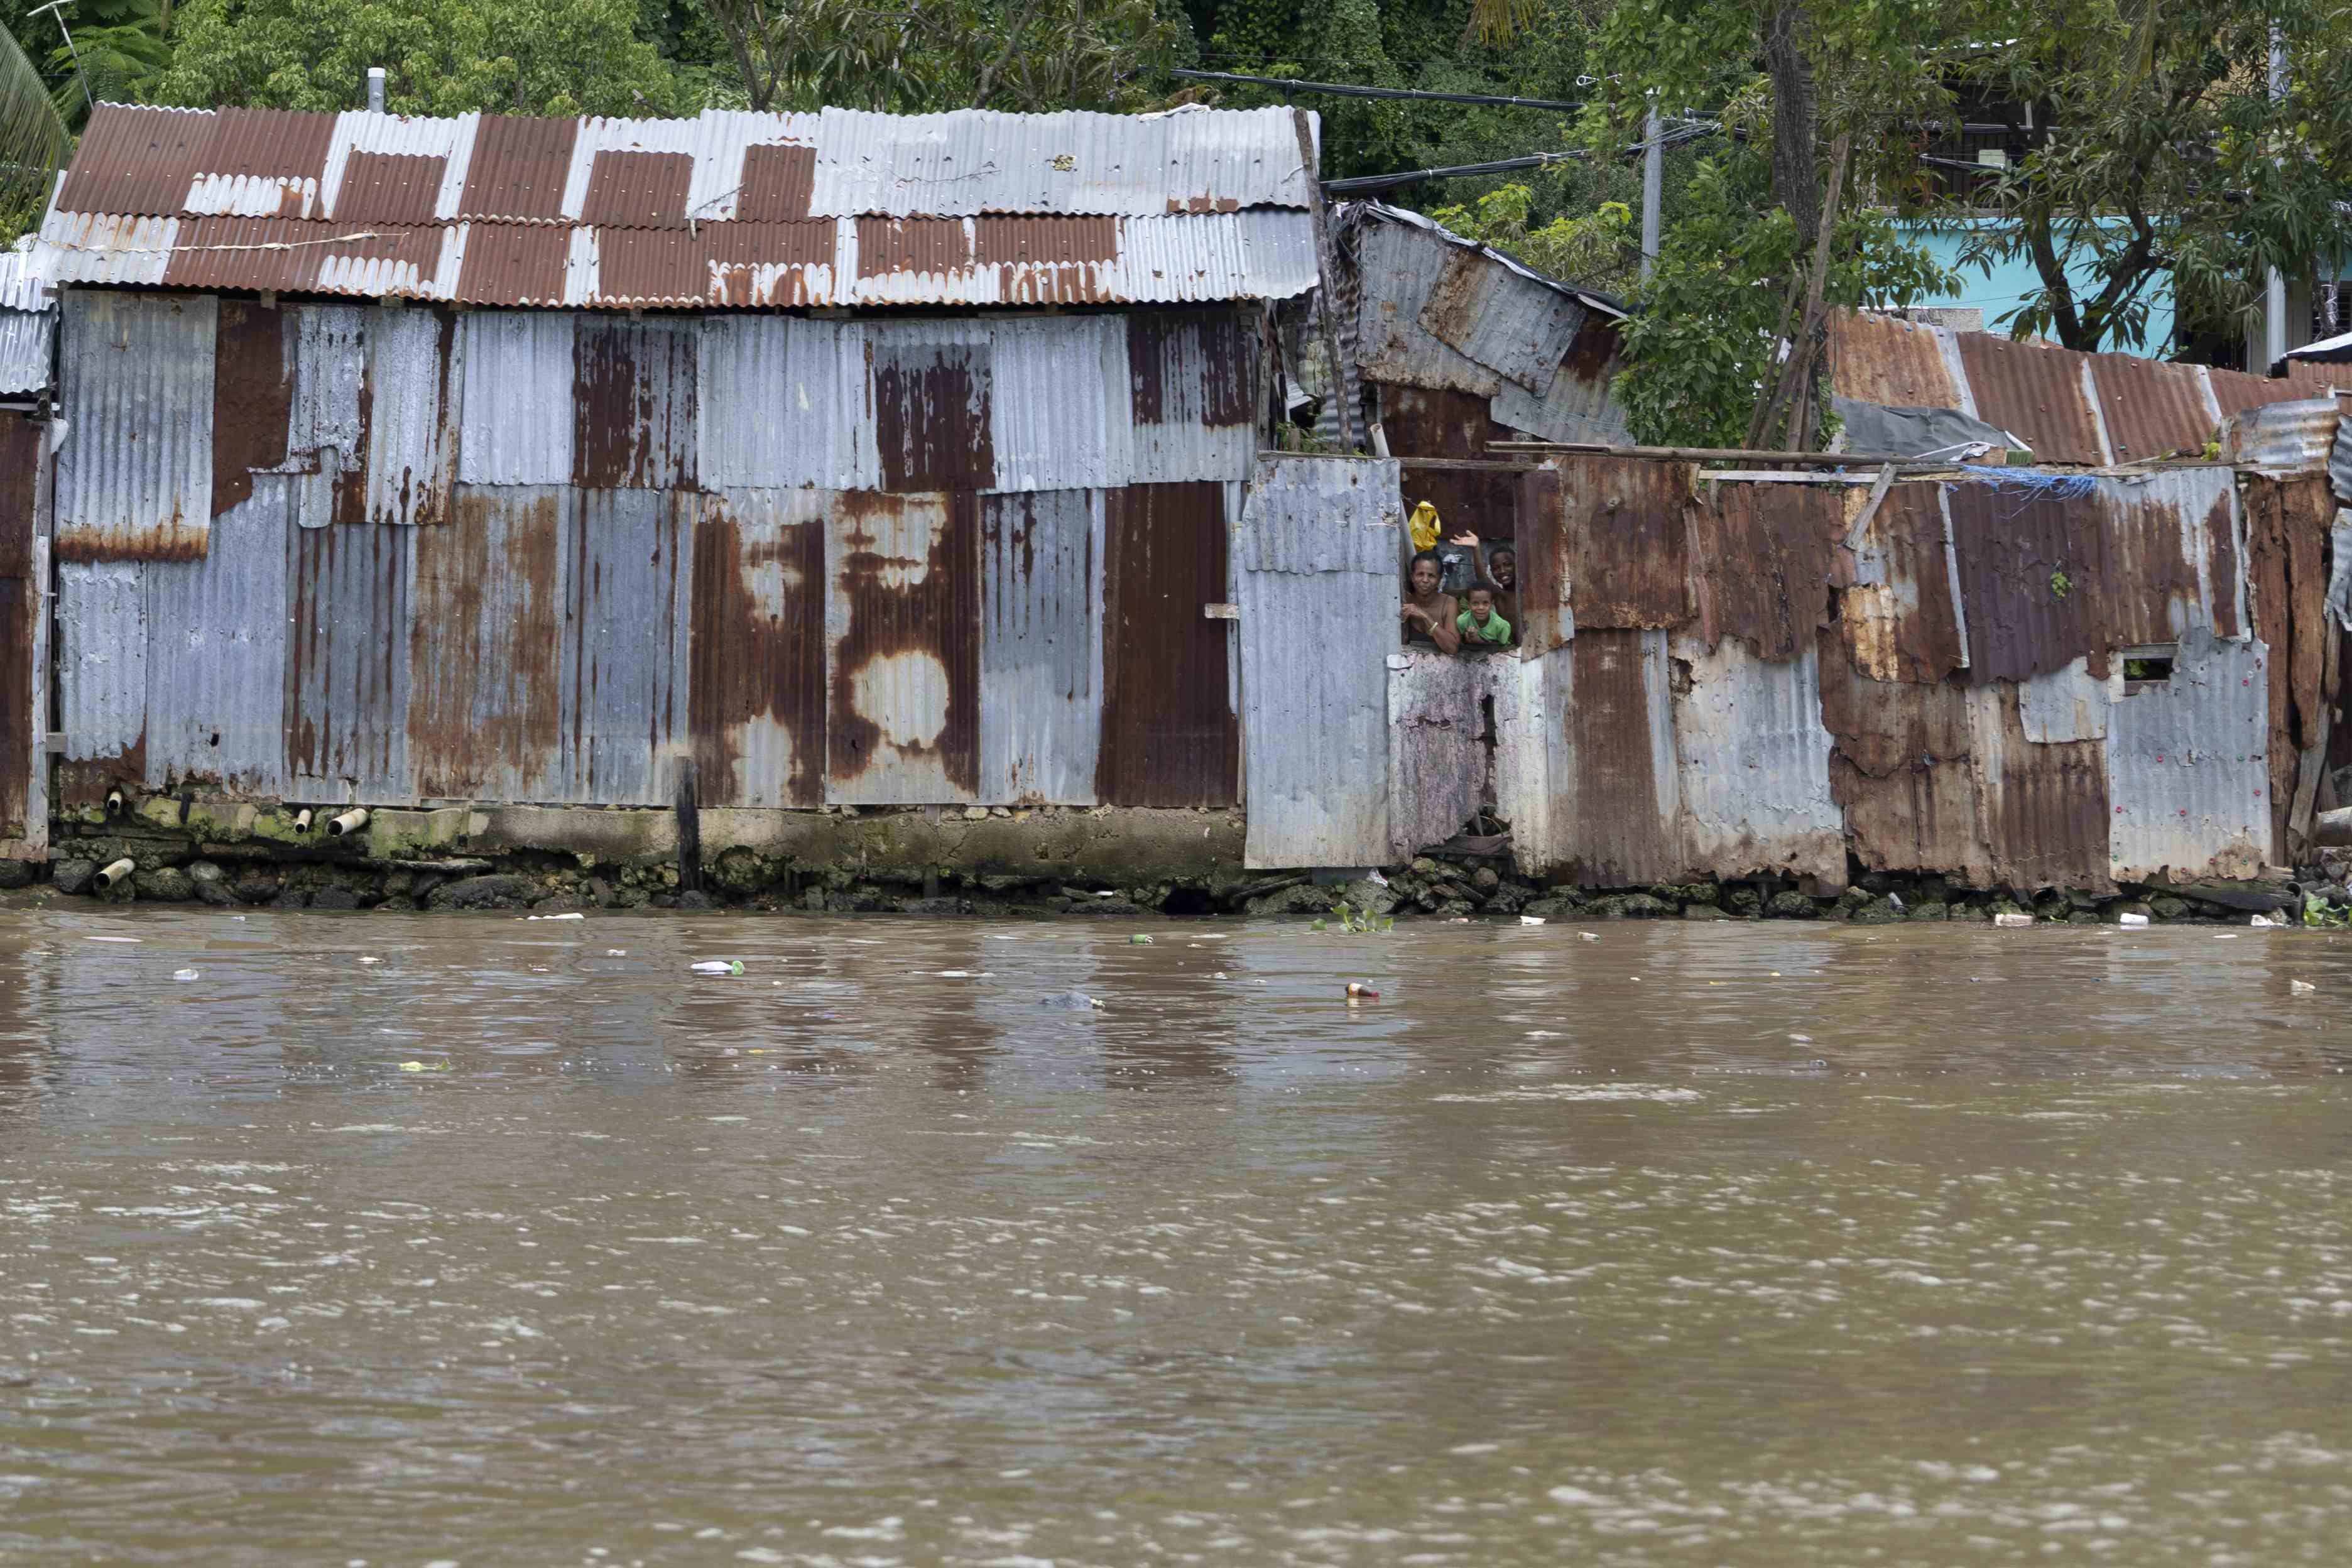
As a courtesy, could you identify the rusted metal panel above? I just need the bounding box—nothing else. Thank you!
[573,316,696,490]
[1954,334,2104,466]
[697,220,841,308]
[158,217,455,297]
[457,114,578,222]
[179,107,336,217]
[1100,482,1237,806]
[558,489,692,805]
[285,520,413,802]
[1554,629,1682,886]
[289,302,366,471]
[825,490,981,804]
[1828,311,1963,409]
[2088,354,2218,462]
[2243,473,2334,858]
[408,486,567,801]
[0,415,41,840]
[1819,629,1988,884]
[738,143,817,221]
[2209,364,2336,419]
[320,111,477,222]
[457,312,575,484]
[1388,649,1483,863]
[210,299,291,520]
[1353,215,1501,398]
[1970,681,2113,893]
[2098,467,2231,647]
[1688,479,1841,661]
[690,487,829,807]
[2207,482,2246,640]
[34,211,180,288]
[141,478,291,795]
[1125,308,1256,485]
[57,561,149,766]
[979,489,1103,805]
[2219,396,2337,476]
[1489,315,1631,446]
[1942,476,2111,682]
[1518,454,1690,647]
[1670,632,1844,886]
[1234,456,1399,866]
[333,151,450,224]
[1376,382,1511,460]
[869,325,994,493]
[854,216,971,279]
[455,222,569,307]
[698,316,874,491]
[988,315,1128,494]
[1417,246,1584,396]
[1836,480,1965,683]
[362,305,462,526]
[2108,628,2270,883]
[579,150,694,227]
[55,105,213,215]
[55,290,217,562]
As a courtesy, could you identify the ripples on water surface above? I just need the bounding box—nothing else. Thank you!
[3,910,2351,1564]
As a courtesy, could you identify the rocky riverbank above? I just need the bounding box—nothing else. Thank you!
[22,812,2351,926]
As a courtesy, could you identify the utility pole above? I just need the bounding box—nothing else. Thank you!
[1640,97,1662,282]
[2265,25,2290,370]
[29,1,89,113]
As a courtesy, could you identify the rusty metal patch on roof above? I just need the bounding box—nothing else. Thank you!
[737,143,816,222]
[1829,311,1961,409]
[2087,354,2216,462]
[1954,333,2104,466]
[458,114,577,222]
[579,150,693,227]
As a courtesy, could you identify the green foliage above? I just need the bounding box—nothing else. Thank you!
[155,0,690,117]
[0,18,66,238]
[1329,899,1394,934]
[32,0,172,123]
[1428,183,1637,291]
[2050,569,2071,599]
[1609,149,1956,447]
[2303,892,2345,930]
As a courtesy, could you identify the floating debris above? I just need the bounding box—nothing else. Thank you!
[690,960,745,976]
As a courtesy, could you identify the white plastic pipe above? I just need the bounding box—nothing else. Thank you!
[291,808,313,834]
[327,808,369,837]
[94,857,134,891]
[104,789,122,817]
[368,66,385,113]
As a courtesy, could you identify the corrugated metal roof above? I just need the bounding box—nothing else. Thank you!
[1671,631,1843,883]
[979,488,1102,805]
[2106,627,2270,883]
[1489,315,1631,445]
[36,102,1315,310]
[1828,311,1962,408]
[2087,354,2218,462]
[1413,244,1584,396]
[2219,396,2338,476]
[1236,455,1400,867]
[0,251,47,313]
[1956,332,2106,466]
[54,290,215,561]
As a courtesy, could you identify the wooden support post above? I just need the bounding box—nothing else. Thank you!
[675,760,703,894]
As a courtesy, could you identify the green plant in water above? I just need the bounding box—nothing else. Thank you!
[2302,891,2346,929]
[1329,900,1394,935]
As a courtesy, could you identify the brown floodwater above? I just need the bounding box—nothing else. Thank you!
[3,908,2351,1565]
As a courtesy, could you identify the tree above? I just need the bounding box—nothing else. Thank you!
[155,0,691,117]
[0,19,69,238]
[1427,182,1640,293]
[1953,0,2352,353]
[699,0,1185,114]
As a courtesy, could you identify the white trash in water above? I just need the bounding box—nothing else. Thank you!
[2292,979,2317,994]
[172,968,199,982]
[1994,912,2034,928]
[357,956,381,966]
[1520,915,1546,925]
[526,912,585,922]
[690,959,744,976]
[1579,931,1599,942]
[2250,913,2284,928]
[2118,912,2150,927]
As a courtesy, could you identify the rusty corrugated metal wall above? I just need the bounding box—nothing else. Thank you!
[50,286,1261,815]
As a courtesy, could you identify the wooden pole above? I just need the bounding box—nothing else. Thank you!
[1293,107,1356,453]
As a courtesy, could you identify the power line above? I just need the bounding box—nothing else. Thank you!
[1171,68,1587,114]
[1324,151,1589,195]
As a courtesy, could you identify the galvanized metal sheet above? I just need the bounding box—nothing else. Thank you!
[1388,650,1484,863]
[408,486,567,801]
[31,211,179,288]
[2107,628,2270,883]
[697,316,876,491]
[364,305,461,525]
[457,312,575,484]
[57,560,148,763]
[979,489,1102,805]
[989,315,1128,493]
[2096,467,2230,646]
[55,290,216,561]
[140,479,291,795]
[2219,396,2338,476]
[826,490,980,804]
[1488,316,1630,446]
[1415,245,1584,395]
[1101,482,1237,807]
[691,487,829,807]
[558,489,692,805]
[573,315,695,490]
[1234,456,1399,866]
[288,302,366,467]
[285,518,413,802]
[2016,656,2112,743]
[0,250,48,312]
[1670,632,1844,885]
[1352,215,1503,398]
[1124,308,1256,486]
[0,309,52,396]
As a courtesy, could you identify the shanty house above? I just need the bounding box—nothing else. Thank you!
[18,102,1321,835]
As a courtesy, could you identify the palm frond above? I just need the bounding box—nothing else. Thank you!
[0,25,72,233]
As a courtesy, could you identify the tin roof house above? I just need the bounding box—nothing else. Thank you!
[14,102,1324,834]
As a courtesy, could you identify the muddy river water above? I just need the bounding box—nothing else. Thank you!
[2,909,2350,1564]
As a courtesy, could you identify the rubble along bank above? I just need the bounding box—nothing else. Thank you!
[23,820,2344,926]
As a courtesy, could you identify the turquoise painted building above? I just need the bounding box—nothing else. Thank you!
[1883,219,2177,359]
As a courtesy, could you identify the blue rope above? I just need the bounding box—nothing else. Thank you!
[1947,468,2100,521]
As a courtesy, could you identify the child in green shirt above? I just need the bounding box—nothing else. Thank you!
[1456,585,1512,648]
